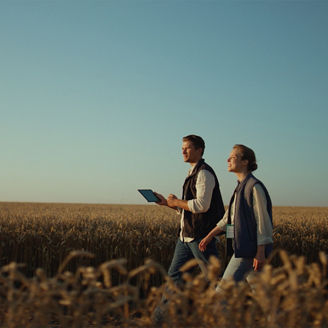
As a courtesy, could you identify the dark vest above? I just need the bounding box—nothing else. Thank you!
[181,159,225,240]
[228,173,273,258]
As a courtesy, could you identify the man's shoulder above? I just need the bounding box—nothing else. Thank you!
[199,160,214,171]
[197,166,216,182]
[199,162,216,176]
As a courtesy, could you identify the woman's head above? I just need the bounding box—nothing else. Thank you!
[229,144,258,172]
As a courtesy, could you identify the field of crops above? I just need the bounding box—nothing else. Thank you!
[0,202,328,327]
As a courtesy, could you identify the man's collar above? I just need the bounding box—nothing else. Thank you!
[188,158,204,175]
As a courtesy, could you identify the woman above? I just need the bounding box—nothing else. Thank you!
[199,144,273,284]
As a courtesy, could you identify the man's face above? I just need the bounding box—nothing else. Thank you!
[182,141,202,164]
[227,148,247,173]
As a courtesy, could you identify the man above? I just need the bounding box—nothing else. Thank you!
[155,135,225,285]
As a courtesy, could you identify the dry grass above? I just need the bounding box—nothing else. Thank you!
[0,202,328,327]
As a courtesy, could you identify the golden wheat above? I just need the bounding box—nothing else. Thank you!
[1,203,327,276]
[0,202,328,327]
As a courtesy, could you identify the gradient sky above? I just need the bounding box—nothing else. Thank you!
[1,0,327,206]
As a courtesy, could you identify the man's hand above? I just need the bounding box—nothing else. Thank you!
[154,192,168,206]
[167,194,178,207]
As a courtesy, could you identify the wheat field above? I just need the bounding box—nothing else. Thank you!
[0,202,328,327]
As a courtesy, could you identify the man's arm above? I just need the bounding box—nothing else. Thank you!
[187,169,215,213]
[154,192,178,210]
[167,169,215,213]
[167,194,190,211]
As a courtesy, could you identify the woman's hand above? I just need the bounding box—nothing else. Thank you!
[253,245,266,272]
[199,235,213,252]
[253,256,265,272]
[199,226,223,252]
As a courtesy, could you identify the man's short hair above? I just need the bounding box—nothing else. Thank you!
[182,135,205,155]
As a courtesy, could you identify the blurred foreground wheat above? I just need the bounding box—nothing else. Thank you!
[0,250,327,327]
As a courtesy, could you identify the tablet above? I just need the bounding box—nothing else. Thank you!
[138,189,160,202]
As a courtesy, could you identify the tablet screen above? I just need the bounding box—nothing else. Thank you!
[138,189,160,202]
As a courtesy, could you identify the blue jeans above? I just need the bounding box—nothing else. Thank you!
[168,237,219,285]
[152,238,219,325]
[218,253,253,287]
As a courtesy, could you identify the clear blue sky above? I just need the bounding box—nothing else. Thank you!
[1,0,327,206]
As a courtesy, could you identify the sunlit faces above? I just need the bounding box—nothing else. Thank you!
[227,149,248,173]
[182,141,203,164]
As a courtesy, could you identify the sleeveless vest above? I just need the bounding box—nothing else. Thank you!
[228,173,273,258]
[181,159,225,239]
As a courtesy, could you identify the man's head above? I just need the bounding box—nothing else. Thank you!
[182,135,205,164]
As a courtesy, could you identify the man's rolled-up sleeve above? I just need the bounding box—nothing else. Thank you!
[187,170,215,214]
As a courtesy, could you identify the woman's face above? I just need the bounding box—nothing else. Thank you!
[227,148,248,173]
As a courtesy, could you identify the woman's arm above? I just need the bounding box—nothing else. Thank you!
[252,184,273,271]
[199,225,224,251]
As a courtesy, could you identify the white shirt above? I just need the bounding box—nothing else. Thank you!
[179,165,216,242]
[216,183,273,245]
